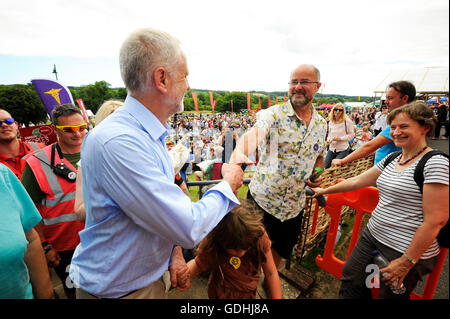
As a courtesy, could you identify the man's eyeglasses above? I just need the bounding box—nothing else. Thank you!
[289,80,319,87]
[55,123,87,133]
[0,118,15,126]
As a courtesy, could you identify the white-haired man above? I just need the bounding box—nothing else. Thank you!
[70,28,243,299]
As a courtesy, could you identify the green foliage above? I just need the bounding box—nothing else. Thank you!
[0,81,374,124]
[0,84,48,124]
[70,81,121,114]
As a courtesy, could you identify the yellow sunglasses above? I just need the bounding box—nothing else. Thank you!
[55,123,87,133]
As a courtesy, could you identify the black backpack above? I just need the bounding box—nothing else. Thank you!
[383,150,449,248]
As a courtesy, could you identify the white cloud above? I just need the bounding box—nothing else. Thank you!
[0,0,448,96]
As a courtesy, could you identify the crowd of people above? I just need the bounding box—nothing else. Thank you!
[0,27,448,300]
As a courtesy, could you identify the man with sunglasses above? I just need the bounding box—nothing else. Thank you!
[0,109,45,179]
[332,81,416,166]
[21,103,86,299]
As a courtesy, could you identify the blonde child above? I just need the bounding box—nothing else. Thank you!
[360,125,372,143]
[187,199,281,299]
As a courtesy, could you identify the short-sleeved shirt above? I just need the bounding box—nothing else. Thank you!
[368,153,449,259]
[0,164,42,298]
[249,102,327,221]
[374,125,401,164]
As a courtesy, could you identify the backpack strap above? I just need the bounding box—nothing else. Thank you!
[382,150,402,168]
[413,150,449,194]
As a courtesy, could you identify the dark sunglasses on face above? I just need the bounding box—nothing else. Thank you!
[334,109,344,112]
[0,118,15,126]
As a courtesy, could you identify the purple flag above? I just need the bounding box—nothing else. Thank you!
[31,78,74,119]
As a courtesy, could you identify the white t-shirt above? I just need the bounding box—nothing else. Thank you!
[367,153,449,259]
[374,112,387,131]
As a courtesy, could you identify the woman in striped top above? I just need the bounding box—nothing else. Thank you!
[312,101,449,299]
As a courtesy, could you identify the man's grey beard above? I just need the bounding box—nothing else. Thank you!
[289,93,312,108]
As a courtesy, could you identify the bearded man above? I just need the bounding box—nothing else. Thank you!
[230,64,327,269]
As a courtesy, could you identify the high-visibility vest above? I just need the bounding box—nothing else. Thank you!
[25,143,84,251]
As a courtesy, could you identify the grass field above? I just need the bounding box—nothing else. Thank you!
[187,173,249,201]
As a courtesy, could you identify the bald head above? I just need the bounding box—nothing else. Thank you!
[291,64,320,82]
[0,109,12,118]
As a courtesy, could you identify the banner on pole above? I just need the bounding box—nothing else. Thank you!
[31,78,74,119]
[192,92,199,112]
[247,93,251,110]
[76,98,90,125]
[209,91,216,112]
[258,94,261,111]
[268,94,271,107]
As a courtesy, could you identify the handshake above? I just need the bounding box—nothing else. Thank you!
[221,163,245,194]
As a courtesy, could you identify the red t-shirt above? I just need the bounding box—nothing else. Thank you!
[0,140,44,179]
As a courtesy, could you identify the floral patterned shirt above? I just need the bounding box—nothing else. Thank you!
[249,101,327,221]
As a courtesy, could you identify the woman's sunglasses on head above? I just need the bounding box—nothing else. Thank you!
[0,118,15,126]
[55,123,87,133]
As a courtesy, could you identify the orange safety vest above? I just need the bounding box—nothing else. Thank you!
[24,143,84,251]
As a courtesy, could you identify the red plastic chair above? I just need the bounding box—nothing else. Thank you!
[315,186,379,279]
[315,185,447,299]
[212,162,222,180]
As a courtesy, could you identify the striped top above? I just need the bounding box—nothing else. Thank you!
[367,153,449,259]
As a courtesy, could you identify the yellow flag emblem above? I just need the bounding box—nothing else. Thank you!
[229,256,241,270]
[44,88,62,105]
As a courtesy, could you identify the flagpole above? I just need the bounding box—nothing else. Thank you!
[52,64,58,81]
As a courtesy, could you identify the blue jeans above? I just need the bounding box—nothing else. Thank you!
[324,148,350,169]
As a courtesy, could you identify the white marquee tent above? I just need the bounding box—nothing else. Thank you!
[373,66,449,99]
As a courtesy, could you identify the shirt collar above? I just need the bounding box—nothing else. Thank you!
[281,100,296,117]
[282,100,317,121]
[124,95,170,142]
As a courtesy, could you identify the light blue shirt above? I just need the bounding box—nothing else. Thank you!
[69,95,239,298]
[374,125,401,164]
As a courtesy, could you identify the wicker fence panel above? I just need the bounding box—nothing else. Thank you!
[294,154,375,261]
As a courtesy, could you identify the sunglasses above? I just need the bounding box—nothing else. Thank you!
[334,109,344,112]
[55,123,87,133]
[0,118,15,126]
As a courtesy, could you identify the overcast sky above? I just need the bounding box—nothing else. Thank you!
[0,0,448,96]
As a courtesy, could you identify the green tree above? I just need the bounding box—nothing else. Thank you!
[72,81,115,113]
[0,84,47,124]
[183,97,195,111]
[226,92,248,112]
